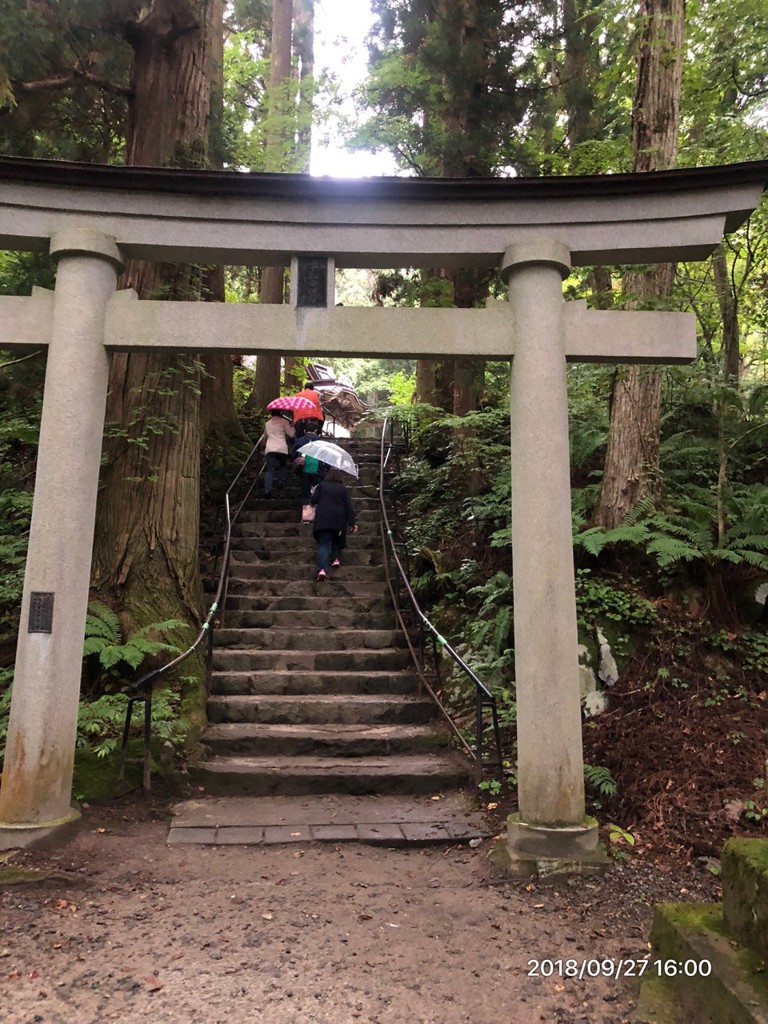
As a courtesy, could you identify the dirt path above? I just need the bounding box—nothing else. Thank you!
[0,798,718,1024]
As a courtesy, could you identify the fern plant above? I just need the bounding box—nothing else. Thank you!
[575,485,768,577]
[77,690,184,759]
[83,601,186,674]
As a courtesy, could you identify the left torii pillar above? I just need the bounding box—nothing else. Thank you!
[0,227,122,849]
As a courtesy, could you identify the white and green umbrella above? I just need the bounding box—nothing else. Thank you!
[300,440,359,478]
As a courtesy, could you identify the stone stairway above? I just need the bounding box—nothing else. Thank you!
[191,438,473,802]
[635,837,768,1023]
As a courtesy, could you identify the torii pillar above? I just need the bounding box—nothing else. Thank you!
[0,227,122,845]
[500,239,601,874]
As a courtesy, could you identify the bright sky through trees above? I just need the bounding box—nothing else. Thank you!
[310,0,397,177]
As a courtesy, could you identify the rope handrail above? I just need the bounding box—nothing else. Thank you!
[378,416,503,772]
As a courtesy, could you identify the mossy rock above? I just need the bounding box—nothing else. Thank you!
[72,739,179,802]
[722,838,768,961]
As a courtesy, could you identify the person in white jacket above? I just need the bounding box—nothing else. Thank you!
[263,411,295,497]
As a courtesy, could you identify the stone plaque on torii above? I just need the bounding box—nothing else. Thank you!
[0,156,766,869]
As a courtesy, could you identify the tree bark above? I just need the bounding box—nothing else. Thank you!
[713,243,740,385]
[592,0,684,529]
[199,0,245,443]
[92,0,222,728]
[249,0,293,411]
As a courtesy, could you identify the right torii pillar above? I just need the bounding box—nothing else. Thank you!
[500,239,627,875]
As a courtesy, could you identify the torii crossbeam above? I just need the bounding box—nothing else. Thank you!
[0,156,766,871]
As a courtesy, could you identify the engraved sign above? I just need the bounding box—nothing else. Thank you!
[296,257,329,308]
[29,591,54,633]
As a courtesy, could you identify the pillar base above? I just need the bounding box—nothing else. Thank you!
[493,813,609,879]
[0,806,81,852]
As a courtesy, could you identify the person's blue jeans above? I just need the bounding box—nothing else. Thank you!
[315,529,341,572]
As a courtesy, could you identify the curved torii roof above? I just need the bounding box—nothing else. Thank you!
[0,155,766,269]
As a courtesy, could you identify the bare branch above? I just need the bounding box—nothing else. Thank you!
[15,69,132,98]
[0,350,44,370]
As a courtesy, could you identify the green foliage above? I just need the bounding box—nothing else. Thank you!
[83,601,186,677]
[575,569,658,629]
[584,763,618,799]
[76,690,184,760]
[575,486,768,584]
[466,572,514,658]
[606,823,637,861]
[0,670,11,752]
[478,778,502,798]
[356,0,544,176]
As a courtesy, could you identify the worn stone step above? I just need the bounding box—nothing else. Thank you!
[222,608,395,629]
[232,521,377,538]
[167,791,487,848]
[228,551,383,572]
[211,647,412,673]
[224,562,386,582]
[723,839,768,960]
[221,579,390,600]
[230,540,382,565]
[213,626,406,651]
[636,901,768,1024]
[190,753,472,797]
[207,693,436,726]
[241,497,381,516]
[223,591,392,612]
[209,669,420,696]
[201,722,451,757]
[232,531,380,549]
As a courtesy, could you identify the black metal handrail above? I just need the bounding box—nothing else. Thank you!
[378,416,503,774]
[118,432,265,789]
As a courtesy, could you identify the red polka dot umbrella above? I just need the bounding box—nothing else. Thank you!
[266,395,317,411]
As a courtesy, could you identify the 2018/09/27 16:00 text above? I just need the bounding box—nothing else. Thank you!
[526,958,712,980]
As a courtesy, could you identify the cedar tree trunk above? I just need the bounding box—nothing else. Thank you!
[592,0,684,529]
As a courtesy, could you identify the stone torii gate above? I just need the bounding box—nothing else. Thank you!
[0,156,766,869]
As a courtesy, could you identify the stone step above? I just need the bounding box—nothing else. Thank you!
[190,753,472,797]
[230,540,382,565]
[232,521,378,538]
[207,693,435,725]
[227,558,384,578]
[224,563,386,582]
[221,608,395,629]
[221,579,391,600]
[209,669,420,696]
[213,626,406,651]
[167,791,487,848]
[635,901,768,1024]
[201,722,451,757]
[211,647,412,673]
[241,497,381,516]
[723,838,768,961]
[231,528,382,552]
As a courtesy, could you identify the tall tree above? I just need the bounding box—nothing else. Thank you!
[361,0,541,413]
[248,0,293,412]
[592,0,685,529]
[91,0,225,730]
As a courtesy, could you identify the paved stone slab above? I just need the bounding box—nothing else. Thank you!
[167,826,216,845]
[263,825,310,843]
[355,823,407,844]
[309,824,359,842]
[399,822,453,843]
[167,792,492,847]
[215,826,265,845]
